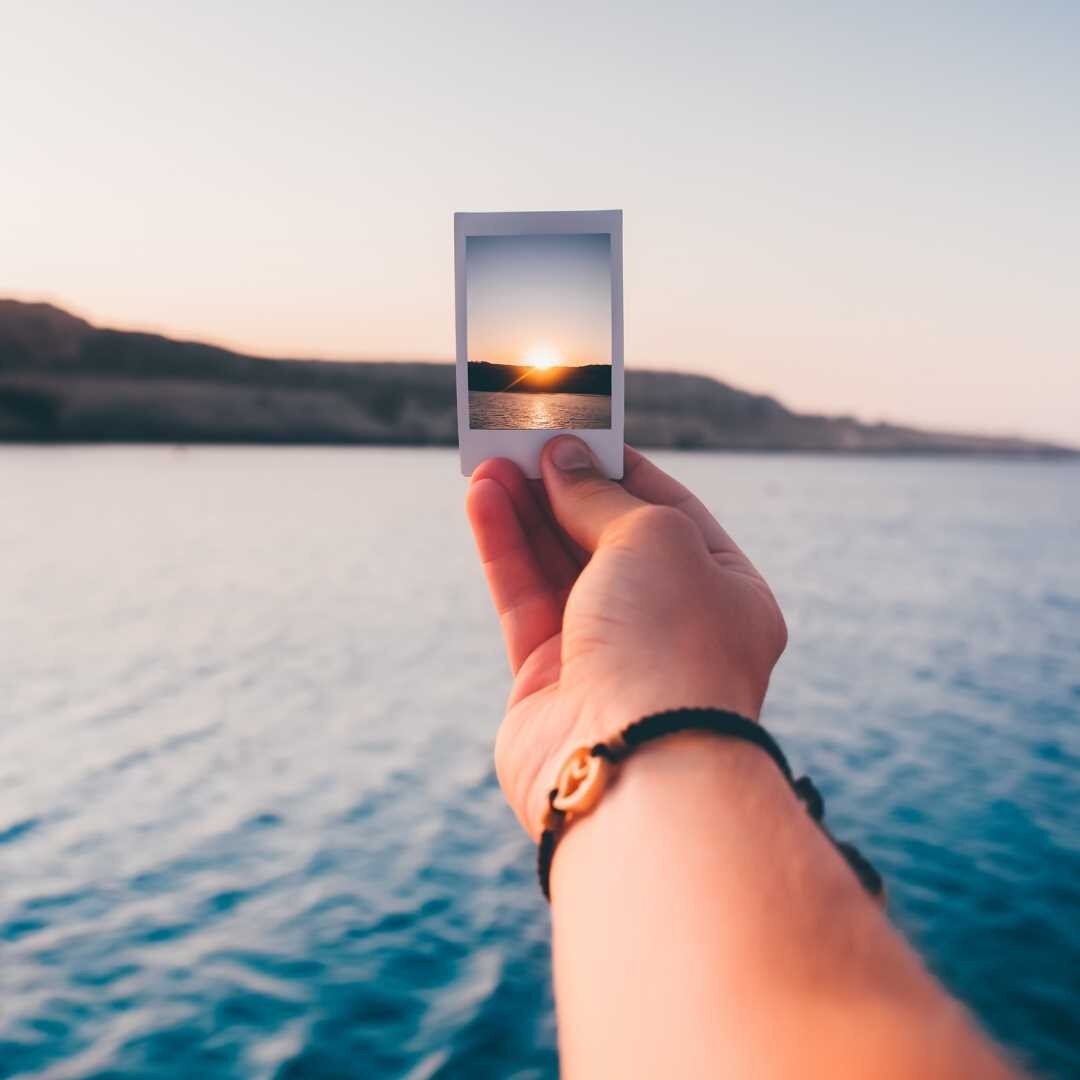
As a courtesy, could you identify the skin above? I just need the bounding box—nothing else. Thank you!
[465,436,1024,1079]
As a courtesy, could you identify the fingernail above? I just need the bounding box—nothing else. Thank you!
[550,437,596,472]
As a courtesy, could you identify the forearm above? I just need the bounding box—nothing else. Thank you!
[550,733,1019,1079]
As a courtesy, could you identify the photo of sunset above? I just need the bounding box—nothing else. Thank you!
[466,233,612,429]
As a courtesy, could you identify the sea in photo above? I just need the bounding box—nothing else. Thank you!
[468,389,611,429]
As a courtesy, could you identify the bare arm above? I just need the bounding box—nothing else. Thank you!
[552,734,1017,1079]
[465,437,1023,1079]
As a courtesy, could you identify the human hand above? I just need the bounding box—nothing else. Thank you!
[465,437,787,840]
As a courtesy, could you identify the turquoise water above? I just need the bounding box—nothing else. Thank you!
[1,447,1077,1078]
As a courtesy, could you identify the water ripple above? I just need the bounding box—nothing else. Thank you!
[1,449,1077,1078]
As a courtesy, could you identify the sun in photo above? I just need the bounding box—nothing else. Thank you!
[524,345,561,370]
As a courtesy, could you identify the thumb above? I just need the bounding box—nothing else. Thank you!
[541,437,647,552]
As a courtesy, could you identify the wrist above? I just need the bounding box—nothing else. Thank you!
[522,692,765,842]
[586,658,769,738]
[541,713,884,909]
[522,648,775,841]
[596,682,765,736]
[548,729,790,899]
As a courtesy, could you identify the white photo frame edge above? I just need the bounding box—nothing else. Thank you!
[454,209,624,479]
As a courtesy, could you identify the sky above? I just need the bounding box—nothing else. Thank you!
[467,234,611,368]
[2,2,1077,443]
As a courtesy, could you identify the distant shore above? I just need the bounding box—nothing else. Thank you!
[467,361,611,396]
[1,300,1074,456]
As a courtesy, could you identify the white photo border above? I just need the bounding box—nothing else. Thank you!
[455,209,624,479]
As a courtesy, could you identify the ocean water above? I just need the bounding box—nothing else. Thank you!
[1,446,1078,1079]
[468,391,610,429]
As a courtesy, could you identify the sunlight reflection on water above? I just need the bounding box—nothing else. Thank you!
[468,391,610,429]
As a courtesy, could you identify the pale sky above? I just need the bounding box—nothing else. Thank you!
[3,2,1077,443]
[467,234,611,368]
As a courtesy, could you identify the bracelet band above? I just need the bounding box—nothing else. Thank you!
[537,707,884,903]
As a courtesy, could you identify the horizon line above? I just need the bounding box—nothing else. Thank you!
[2,293,1074,450]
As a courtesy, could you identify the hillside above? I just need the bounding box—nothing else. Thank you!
[468,362,612,396]
[0,300,1071,455]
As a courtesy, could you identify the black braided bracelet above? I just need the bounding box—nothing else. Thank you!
[537,707,884,903]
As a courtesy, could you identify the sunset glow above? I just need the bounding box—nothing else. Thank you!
[525,345,560,370]
[466,234,611,371]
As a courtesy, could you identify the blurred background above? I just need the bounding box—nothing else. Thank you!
[1,3,1077,1078]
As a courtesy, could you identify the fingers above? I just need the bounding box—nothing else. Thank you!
[539,437,649,552]
[465,476,566,674]
[528,478,590,568]
[472,458,583,585]
[622,445,746,559]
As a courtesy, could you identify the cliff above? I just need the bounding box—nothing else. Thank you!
[0,300,1071,455]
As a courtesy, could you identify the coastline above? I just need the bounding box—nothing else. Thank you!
[1,301,1074,456]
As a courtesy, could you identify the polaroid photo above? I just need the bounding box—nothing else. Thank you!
[455,209,624,479]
